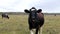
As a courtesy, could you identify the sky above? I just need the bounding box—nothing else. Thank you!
[0,0,60,13]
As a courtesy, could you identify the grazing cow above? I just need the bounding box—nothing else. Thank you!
[54,14,56,16]
[2,13,9,19]
[24,7,44,34]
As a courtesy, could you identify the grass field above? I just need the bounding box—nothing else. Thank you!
[0,15,60,34]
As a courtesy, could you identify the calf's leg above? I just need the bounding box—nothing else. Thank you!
[30,29,34,34]
[35,27,39,34]
[38,27,42,34]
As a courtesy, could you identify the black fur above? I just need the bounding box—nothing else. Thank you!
[24,7,44,34]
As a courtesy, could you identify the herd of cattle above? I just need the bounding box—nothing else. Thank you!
[1,7,44,34]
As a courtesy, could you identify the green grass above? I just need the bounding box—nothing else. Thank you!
[0,15,60,34]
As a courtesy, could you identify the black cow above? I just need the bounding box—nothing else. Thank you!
[2,13,9,19]
[24,7,44,34]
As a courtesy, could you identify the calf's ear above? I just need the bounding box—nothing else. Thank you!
[24,9,30,13]
[37,9,42,13]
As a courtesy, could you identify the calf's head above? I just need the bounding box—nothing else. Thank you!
[24,9,42,21]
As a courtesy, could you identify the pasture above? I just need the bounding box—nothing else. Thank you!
[0,14,60,34]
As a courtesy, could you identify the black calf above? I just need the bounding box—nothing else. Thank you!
[24,7,44,34]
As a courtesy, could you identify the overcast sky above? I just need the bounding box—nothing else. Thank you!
[0,0,60,13]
